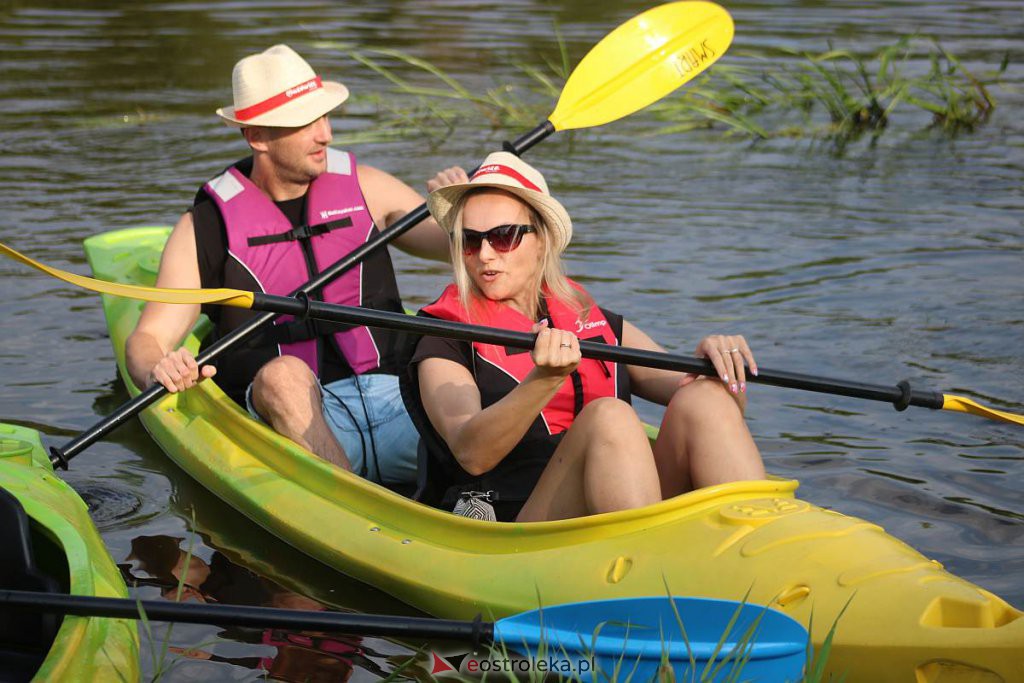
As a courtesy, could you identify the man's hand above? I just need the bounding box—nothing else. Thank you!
[427,166,469,193]
[147,347,216,393]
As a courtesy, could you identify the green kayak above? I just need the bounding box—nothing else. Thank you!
[0,423,139,681]
[85,226,1023,682]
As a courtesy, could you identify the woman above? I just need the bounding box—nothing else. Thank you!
[404,152,765,522]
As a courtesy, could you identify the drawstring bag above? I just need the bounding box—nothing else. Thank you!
[452,491,497,522]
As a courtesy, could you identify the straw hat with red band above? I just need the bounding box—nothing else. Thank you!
[217,44,349,128]
[427,152,573,254]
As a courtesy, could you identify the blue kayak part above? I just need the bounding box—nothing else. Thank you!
[493,596,808,682]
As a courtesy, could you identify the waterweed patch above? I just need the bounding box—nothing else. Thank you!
[313,35,1005,152]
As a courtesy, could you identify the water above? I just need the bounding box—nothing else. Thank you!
[0,0,1021,679]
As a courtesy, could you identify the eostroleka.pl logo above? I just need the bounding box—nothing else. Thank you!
[426,650,595,679]
[460,652,594,678]
[429,652,459,675]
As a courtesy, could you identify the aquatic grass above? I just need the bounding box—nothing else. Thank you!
[317,35,1005,151]
[312,38,563,147]
[295,588,841,682]
[649,36,1006,147]
[134,511,220,682]
[803,596,853,683]
[135,532,195,681]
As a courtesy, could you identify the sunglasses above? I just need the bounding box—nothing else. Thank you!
[459,224,536,255]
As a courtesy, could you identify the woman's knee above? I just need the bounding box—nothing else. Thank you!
[577,398,646,442]
[580,397,637,423]
[667,379,743,424]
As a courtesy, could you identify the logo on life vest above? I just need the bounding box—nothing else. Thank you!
[575,319,607,334]
[319,205,365,220]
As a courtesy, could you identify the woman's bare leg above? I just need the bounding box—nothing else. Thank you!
[517,398,661,522]
[653,379,765,498]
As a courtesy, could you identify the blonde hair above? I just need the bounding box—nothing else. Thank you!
[449,188,590,323]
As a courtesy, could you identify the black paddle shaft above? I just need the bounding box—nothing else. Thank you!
[0,589,494,643]
[262,293,946,412]
[50,121,556,468]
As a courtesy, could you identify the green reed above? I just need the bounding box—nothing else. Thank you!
[382,588,844,681]
[315,35,1005,150]
[651,37,1006,147]
[312,39,562,147]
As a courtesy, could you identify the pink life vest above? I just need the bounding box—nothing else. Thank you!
[422,281,620,434]
[203,148,380,374]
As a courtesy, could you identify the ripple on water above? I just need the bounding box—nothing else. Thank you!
[0,0,1021,677]
[77,484,143,530]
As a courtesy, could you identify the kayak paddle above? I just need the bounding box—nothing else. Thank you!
[1,249,1019,428]
[40,1,735,468]
[0,590,807,681]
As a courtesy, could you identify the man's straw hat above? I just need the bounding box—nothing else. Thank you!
[217,44,348,128]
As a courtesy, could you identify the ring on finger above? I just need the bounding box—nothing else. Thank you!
[729,347,740,353]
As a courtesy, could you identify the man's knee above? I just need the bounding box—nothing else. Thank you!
[252,356,317,407]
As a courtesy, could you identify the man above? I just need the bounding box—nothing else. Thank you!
[126,44,466,486]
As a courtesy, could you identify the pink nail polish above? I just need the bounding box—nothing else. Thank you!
[740,382,746,392]
[723,374,729,383]
[731,383,738,394]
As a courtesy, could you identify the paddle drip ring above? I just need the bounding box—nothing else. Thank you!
[893,380,913,412]
[294,291,312,322]
[470,613,484,650]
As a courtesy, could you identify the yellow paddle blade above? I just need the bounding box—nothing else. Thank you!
[0,241,255,308]
[942,394,1024,426]
[549,1,733,131]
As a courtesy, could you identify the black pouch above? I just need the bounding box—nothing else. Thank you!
[451,491,498,522]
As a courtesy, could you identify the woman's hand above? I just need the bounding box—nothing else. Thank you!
[682,334,758,396]
[529,320,580,380]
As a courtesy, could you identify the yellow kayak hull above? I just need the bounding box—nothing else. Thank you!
[0,425,139,682]
[86,227,1023,682]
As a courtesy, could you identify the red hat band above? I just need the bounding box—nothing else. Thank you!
[234,76,324,122]
[470,164,542,193]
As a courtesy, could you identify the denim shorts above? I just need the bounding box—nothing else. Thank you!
[247,373,419,485]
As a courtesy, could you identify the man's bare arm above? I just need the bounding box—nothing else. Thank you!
[125,211,213,391]
[357,164,453,262]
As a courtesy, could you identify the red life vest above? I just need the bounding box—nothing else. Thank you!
[203,148,382,375]
[421,281,621,433]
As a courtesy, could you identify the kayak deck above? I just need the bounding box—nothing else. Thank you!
[0,424,139,682]
[86,226,1023,682]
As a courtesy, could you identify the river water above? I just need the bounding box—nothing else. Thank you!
[0,0,1021,680]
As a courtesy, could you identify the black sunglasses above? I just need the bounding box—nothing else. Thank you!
[459,224,536,255]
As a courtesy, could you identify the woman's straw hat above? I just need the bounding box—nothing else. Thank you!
[427,152,572,253]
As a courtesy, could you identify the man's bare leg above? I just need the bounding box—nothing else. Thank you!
[250,355,351,469]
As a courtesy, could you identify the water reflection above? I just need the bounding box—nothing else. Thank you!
[0,0,1021,679]
[121,535,399,681]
